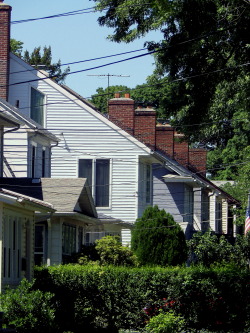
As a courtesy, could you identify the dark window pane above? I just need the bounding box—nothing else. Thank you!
[31,87,44,125]
[79,159,93,190]
[96,159,110,207]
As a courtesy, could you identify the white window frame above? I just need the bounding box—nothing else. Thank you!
[30,86,45,126]
[28,142,37,178]
[184,185,194,224]
[34,224,46,265]
[78,158,111,208]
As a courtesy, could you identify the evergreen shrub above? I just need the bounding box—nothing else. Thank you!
[131,205,187,266]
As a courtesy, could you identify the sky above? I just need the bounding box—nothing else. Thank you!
[7,0,161,99]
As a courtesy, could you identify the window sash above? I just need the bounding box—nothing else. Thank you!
[31,87,44,126]
[78,159,110,207]
[96,159,110,207]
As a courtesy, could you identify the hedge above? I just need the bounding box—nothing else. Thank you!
[34,264,250,333]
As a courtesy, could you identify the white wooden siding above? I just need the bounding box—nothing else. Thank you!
[4,130,28,177]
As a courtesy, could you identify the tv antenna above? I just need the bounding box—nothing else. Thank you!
[87,73,130,98]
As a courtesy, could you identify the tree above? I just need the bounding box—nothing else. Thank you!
[131,205,187,266]
[10,40,70,84]
[10,38,23,57]
[93,0,250,142]
[90,85,131,113]
[23,46,70,84]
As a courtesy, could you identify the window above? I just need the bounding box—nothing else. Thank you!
[79,159,110,207]
[85,231,120,246]
[184,185,194,224]
[31,87,45,125]
[31,145,36,178]
[201,190,210,231]
[215,200,222,234]
[62,224,76,256]
[3,216,22,282]
[34,225,45,266]
[139,163,152,204]
[145,164,151,204]
[42,148,46,177]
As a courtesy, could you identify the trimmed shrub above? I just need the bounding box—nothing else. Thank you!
[131,205,187,266]
[34,264,250,332]
[0,279,56,333]
[144,311,185,333]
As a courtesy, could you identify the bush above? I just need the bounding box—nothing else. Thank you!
[144,311,185,333]
[95,235,139,266]
[132,205,187,266]
[188,232,250,268]
[0,279,56,333]
[34,264,250,332]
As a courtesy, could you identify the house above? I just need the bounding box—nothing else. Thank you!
[1,1,239,248]
[0,99,55,291]
[0,177,103,265]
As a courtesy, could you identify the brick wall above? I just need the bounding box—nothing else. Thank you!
[0,1,11,101]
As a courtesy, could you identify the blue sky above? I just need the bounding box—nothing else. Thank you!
[7,0,161,99]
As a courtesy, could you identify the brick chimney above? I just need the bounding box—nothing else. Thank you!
[156,124,174,158]
[108,93,135,135]
[173,132,189,167]
[134,105,156,149]
[189,148,207,176]
[0,0,11,101]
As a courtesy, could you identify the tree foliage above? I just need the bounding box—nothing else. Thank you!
[90,85,131,113]
[93,0,250,186]
[10,38,23,57]
[131,205,187,266]
[10,40,70,84]
[188,232,250,268]
[23,46,70,84]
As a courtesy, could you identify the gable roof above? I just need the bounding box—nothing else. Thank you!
[0,177,97,218]
[40,178,97,217]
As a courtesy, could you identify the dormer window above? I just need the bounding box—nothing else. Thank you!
[30,87,45,126]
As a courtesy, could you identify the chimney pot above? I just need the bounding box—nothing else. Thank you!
[114,93,120,98]
[124,93,130,98]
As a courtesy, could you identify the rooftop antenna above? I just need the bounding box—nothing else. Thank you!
[87,73,130,99]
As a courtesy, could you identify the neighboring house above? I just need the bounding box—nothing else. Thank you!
[0,177,103,265]
[1,1,239,247]
[0,100,55,291]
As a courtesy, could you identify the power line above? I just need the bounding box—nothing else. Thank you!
[10,8,97,25]
[8,48,147,76]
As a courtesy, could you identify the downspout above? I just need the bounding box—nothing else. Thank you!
[2,123,20,177]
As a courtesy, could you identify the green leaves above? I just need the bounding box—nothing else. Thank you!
[132,205,187,266]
